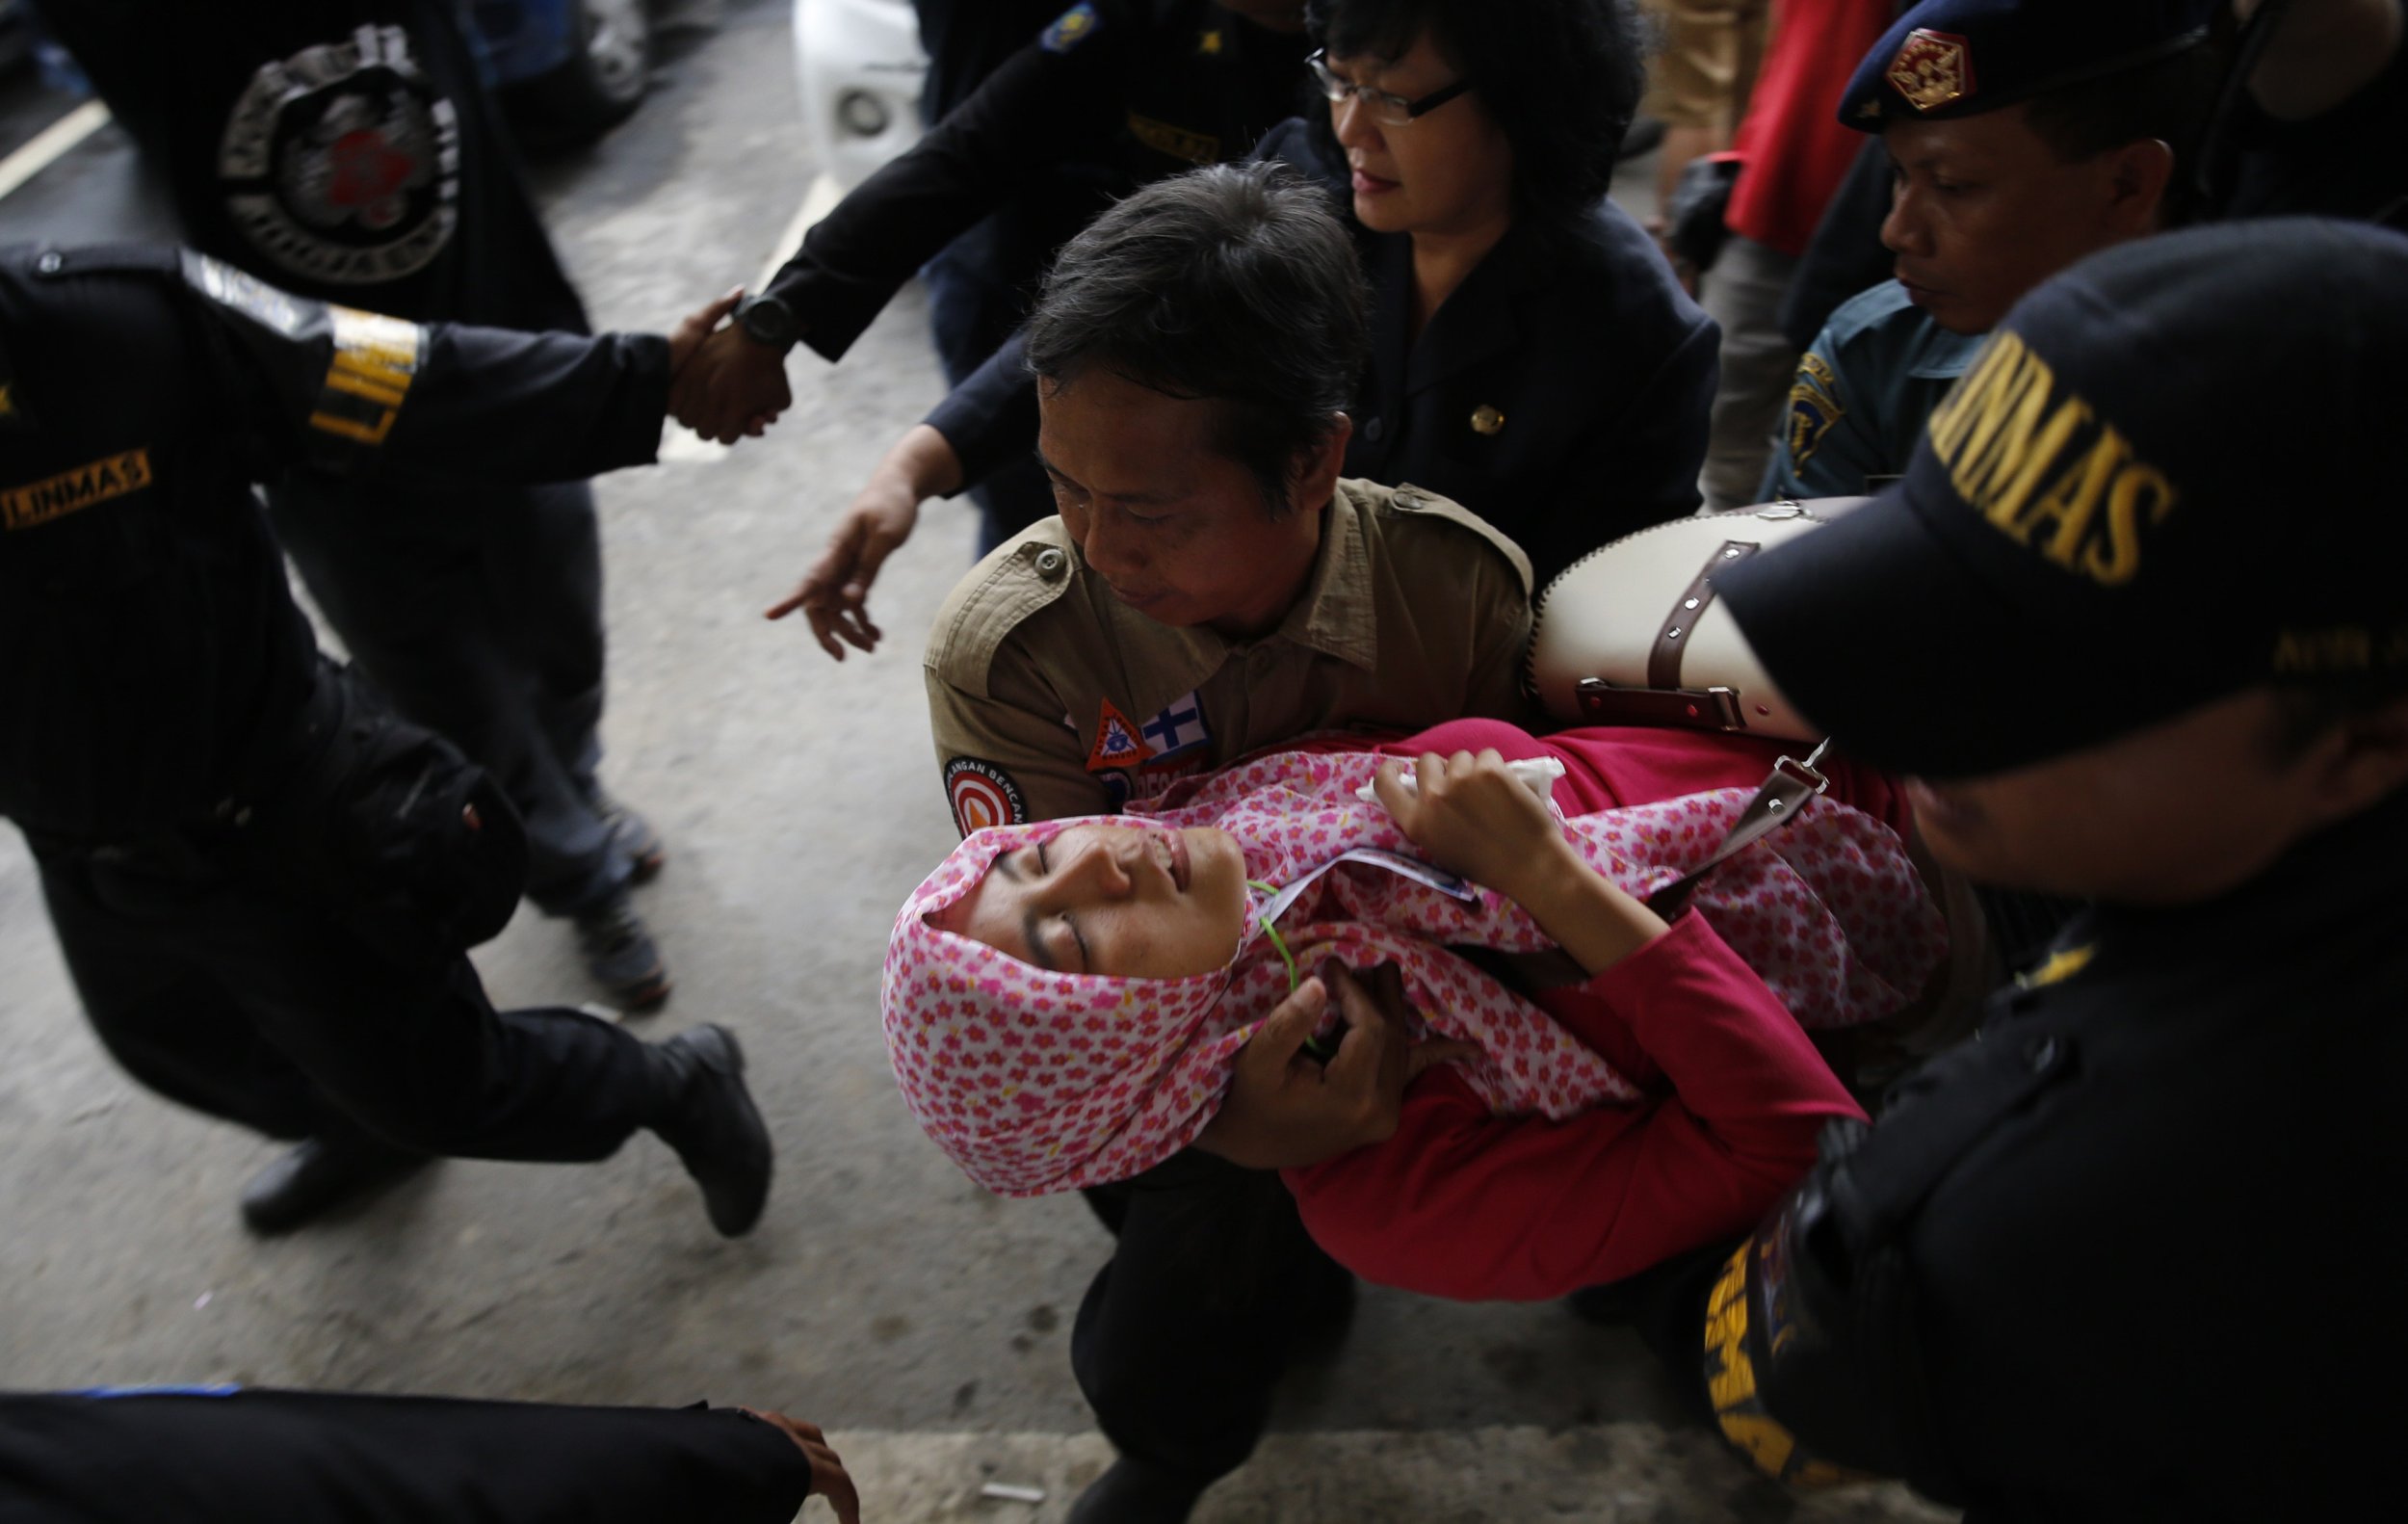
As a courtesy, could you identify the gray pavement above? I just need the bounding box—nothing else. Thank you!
[0,5,1954,1519]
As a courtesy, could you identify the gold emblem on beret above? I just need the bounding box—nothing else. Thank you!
[1469,404,1505,435]
[1887,28,1976,114]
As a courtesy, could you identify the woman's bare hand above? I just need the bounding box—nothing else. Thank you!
[766,424,962,659]
[1372,749,1571,902]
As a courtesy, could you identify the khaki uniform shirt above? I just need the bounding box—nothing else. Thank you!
[925,479,1535,831]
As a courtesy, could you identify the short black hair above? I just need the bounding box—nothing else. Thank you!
[1305,0,1646,235]
[1023,162,1370,516]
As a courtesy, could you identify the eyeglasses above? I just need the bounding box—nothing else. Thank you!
[1307,50,1473,127]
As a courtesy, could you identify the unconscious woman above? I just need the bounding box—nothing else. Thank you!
[777,0,1714,655]
[881,720,1950,1302]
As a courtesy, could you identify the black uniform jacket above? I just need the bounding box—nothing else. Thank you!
[0,1388,811,1522]
[0,245,667,842]
[764,0,1310,362]
[32,0,589,332]
[929,118,1718,590]
[1740,787,2408,1519]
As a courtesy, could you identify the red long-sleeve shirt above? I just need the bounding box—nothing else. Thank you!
[1279,720,1889,1302]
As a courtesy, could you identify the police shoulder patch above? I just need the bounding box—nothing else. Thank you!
[1784,353,1845,470]
[1041,2,1103,53]
[945,756,1030,836]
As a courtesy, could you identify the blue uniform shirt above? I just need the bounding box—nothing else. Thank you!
[1759,280,1985,500]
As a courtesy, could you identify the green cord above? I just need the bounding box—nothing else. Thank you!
[1248,880,1299,991]
[1249,879,1332,1059]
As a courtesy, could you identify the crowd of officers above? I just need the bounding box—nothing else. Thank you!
[2,0,2405,1519]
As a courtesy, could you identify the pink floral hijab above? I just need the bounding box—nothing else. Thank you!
[882,747,1946,1197]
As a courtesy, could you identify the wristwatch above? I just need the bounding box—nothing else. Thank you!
[733,292,799,351]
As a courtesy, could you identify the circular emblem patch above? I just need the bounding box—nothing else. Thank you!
[218,26,461,285]
[945,757,1029,836]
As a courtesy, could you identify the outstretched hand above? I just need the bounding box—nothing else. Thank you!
[1195,960,1479,1171]
[765,477,919,659]
[763,424,960,659]
[668,296,792,444]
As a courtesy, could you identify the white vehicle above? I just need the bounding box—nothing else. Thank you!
[793,0,928,190]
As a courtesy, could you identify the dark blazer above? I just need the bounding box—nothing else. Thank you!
[1255,119,1721,590]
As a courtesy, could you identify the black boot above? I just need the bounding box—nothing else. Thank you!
[239,1135,431,1235]
[1066,1458,1209,1524]
[649,1024,772,1237]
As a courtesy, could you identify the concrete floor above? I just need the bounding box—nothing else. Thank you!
[0,6,1953,1519]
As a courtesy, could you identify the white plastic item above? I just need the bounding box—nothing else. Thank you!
[1354,756,1566,807]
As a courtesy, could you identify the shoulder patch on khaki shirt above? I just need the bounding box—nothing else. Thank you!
[1356,479,1534,598]
[925,520,1082,699]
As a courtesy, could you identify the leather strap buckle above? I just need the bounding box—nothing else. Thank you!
[1771,739,1834,804]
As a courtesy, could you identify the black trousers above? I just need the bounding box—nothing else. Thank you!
[267,474,627,917]
[1072,1150,1353,1485]
[30,820,665,1166]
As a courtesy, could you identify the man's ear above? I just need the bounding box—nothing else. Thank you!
[1288,411,1353,514]
[2307,694,2408,828]
[2108,137,2180,231]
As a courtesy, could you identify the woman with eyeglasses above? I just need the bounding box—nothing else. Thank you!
[1264,0,1719,588]
[776,0,1712,655]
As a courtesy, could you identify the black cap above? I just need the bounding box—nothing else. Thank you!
[1839,0,2215,130]
[1716,219,2408,780]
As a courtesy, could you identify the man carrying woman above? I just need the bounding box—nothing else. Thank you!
[873,162,1540,1523]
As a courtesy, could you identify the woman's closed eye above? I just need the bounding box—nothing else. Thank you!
[1030,840,1092,971]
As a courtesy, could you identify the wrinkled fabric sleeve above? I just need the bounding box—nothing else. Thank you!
[926,641,1115,828]
[1458,546,1539,727]
[925,327,1042,494]
[762,10,1128,362]
[1283,913,1864,1301]
[179,256,669,485]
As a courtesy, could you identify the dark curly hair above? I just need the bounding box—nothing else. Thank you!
[1304,0,1647,235]
[1023,162,1372,516]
